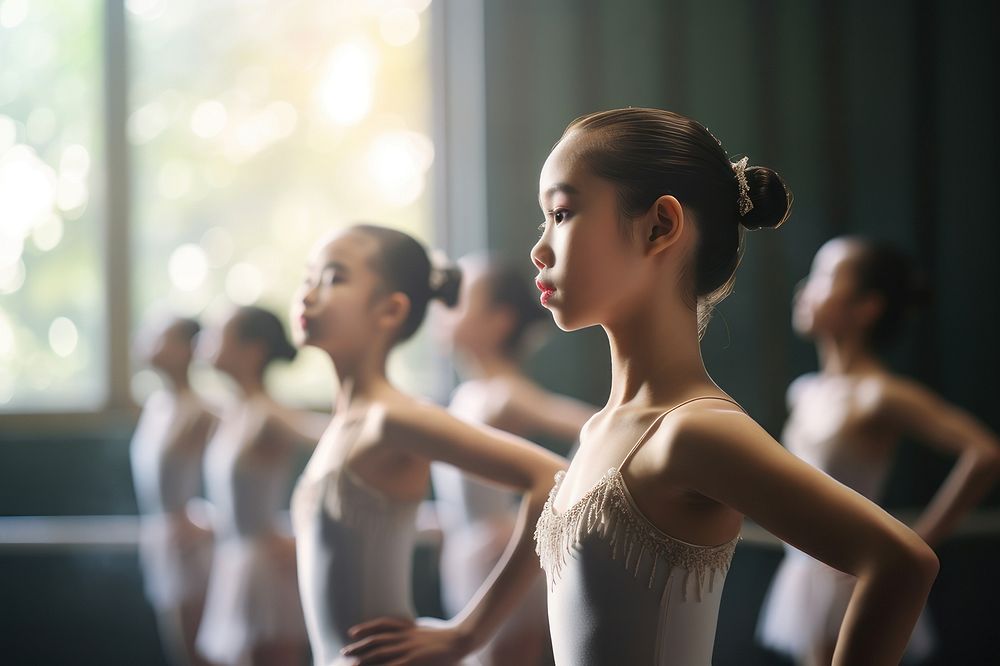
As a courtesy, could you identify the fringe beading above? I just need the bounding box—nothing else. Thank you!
[534,469,739,602]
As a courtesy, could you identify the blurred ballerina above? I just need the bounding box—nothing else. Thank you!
[757,237,1000,665]
[432,255,596,665]
[131,315,216,666]
[196,306,326,666]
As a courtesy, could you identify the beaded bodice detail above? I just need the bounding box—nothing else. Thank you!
[535,467,738,601]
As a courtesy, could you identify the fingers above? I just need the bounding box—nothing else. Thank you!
[342,633,402,657]
[348,616,414,639]
[350,643,409,665]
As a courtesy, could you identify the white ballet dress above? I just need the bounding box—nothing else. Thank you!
[535,398,741,666]
[292,405,424,666]
[130,389,214,610]
[196,398,307,664]
[756,408,934,660]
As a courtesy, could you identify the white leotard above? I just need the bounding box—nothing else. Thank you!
[196,396,306,664]
[130,389,214,610]
[535,397,741,665]
[757,383,933,659]
[292,405,421,666]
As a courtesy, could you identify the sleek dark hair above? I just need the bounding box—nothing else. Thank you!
[170,317,201,344]
[352,224,462,343]
[563,108,792,336]
[233,306,297,366]
[847,238,931,348]
[481,260,548,355]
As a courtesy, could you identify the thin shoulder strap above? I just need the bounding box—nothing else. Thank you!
[618,396,744,471]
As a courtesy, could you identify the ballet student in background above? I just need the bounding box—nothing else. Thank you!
[195,305,325,666]
[757,237,1000,665]
[347,107,938,666]
[432,255,596,664]
[288,225,565,666]
[130,315,216,666]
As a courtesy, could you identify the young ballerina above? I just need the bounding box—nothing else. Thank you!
[432,256,596,664]
[288,225,566,666]
[195,306,324,666]
[130,315,216,666]
[757,237,1000,665]
[347,108,940,666]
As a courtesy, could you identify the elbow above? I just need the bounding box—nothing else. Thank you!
[865,524,938,592]
[890,530,939,589]
[973,443,1000,479]
[531,455,567,499]
[911,538,940,583]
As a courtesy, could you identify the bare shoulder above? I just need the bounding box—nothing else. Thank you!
[646,400,768,472]
[870,373,953,425]
[381,393,456,441]
[876,373,933,405]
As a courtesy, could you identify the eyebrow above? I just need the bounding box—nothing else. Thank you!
[309,260,349,274]
[539,182,579,205]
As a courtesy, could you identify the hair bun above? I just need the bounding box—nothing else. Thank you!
[429,264,462,307]
[275,336,298,363]
[740,165,792,231]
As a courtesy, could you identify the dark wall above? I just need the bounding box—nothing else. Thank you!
[482,0,1000,447]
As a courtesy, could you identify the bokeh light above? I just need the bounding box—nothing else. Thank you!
[48,317,79,358]
[167,243,209,292]
[315,40,378,126]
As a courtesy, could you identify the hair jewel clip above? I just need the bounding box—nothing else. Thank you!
[428,248,450,293]
[732,157,753,217]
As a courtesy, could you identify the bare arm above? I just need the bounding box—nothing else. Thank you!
[503,382,597,446]
[671,409,938,666]
[880,379,1000,547]
[267,402,330,447]
[344,402,566,664]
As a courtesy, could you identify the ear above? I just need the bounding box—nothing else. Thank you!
[244,338,268,374]
[376,291,412,336]
[489,305,518,348]
[645,195,685,256]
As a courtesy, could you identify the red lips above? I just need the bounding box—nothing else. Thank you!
[535,279,556,306]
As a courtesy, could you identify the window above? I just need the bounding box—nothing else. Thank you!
[0,0,106,411]
[1,0,439,414]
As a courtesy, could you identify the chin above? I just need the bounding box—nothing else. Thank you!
[549,308,591,333]
[792,321,817,340]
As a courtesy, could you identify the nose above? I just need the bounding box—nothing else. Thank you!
[530,234,552,271]
[299,282,317,308]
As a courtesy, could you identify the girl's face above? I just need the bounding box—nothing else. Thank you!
[148,322,193,373]
[448,262,508,356]
[793,239,869,339]
[531,131,647,331]
[199,313,252,378]
[292,230,389,359]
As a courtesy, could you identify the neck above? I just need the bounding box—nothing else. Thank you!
[330,346,392,412]
[603,300,717,410]
[161,367,191,394]
[816,334,881,375]
[232,371,266,398]
[459,348,521,381]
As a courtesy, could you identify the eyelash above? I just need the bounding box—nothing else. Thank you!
[304,272,343,288]
[539,208,571,234]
